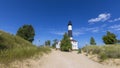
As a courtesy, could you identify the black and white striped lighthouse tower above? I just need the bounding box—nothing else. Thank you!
[68,21,73,40]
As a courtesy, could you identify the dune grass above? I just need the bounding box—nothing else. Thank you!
[0,46,51,64]
[82,45,120,61]
[0,30,51,65]
[0,30,33,49]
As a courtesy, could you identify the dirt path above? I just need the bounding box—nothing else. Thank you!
[9,49,120,68]
[39,50,119,68]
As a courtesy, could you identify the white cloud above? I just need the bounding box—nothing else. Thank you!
[50,26,103,36]
[92,29,99,33]
[51,30,84,36]
[109,24,120,31]
[116,28,120,31]
[86,27,100,33]
[78,27,101,33]
[88,13,111,23]
[73,31,84,36]
[108,17,120,22]
[109,24,120,29]
[50,28,85,36]
[101,24,107,28]
[51,31,65,35]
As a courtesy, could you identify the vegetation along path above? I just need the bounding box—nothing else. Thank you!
[11,49,120,68]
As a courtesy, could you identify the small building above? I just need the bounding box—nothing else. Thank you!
[56,41,61,49]
[56,21,79,50]
[71,40,78,50]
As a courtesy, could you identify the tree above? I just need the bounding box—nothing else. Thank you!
[60,33,72,51]
[16,24,35,42]
[90,37,96,45]
[45,40,51,46]
[52,39,58,48]
[47,40,51,46]
[102,31,117,44]
[117,40,120,44]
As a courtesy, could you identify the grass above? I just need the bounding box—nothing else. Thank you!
[82,45,120,61]
[78,48,82,54]
[0,30,33,49]
[0,30,51,65]
[0,46,51,64]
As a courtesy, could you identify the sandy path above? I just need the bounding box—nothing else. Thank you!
[39,50,119,68]
[9,49,119,68]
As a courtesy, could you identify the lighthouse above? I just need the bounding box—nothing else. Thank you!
[56,21,79,50]
[68,21,79,50]
[68,21,73,40]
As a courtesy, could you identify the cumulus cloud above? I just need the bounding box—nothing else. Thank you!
[88,13,111,23]
[108,17,120,22]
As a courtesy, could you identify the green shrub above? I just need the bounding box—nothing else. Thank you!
[99,52,108,61]
[78,48,81,54]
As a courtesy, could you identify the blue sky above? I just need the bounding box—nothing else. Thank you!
[0,0,120,48]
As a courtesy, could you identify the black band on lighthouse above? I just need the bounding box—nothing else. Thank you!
[68,30,73,37]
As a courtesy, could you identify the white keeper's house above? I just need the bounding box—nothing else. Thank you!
[56,21,79,50]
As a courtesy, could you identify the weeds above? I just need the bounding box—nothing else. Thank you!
[0,46,51,64]
[82,45,120,61]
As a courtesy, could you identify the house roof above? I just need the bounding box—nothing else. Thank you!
[70,39,77,42]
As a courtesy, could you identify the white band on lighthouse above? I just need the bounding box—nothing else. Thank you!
[68,25,72,30]
[70,37,73,40]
